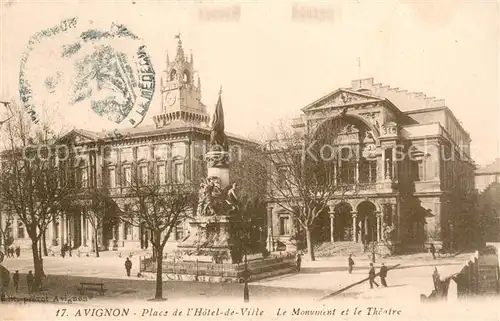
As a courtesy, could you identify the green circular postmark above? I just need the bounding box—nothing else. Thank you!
[19,17,155,128]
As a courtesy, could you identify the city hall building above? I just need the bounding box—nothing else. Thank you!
[2,37,255,253]
[267,78,475,254]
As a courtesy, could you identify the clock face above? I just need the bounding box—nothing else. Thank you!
[166,92,177,106]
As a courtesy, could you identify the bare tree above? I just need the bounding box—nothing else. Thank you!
[0,101,73,291]
[122,180,196,300]
[259,118,346,261]
[73,187,118,258]
[0,211,14,254]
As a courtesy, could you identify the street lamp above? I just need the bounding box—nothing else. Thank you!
[242,217,251,303]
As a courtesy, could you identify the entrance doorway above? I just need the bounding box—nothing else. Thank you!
[357,201,377,244]
[333,202,353,241]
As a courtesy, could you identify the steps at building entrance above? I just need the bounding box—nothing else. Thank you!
[314,241,364,257]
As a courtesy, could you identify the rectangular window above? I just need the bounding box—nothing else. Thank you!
[108,168,116,187]
[123,167,132,186]
[17,222,25,239]
[418,160,425,181]
[171,142,186,158]
[175,223,184,240]
[82,168,88,188]
[156,164,166,184]
[277,167,287,187]
[174,163,184,183]
[137,146,149,160]
[153,144,169,160]
[369,161,377,183]
[139,166,148,185]
[121,148,133,162]
[279,216,290,235]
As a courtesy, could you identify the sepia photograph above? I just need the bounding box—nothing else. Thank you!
[0,1,498,320]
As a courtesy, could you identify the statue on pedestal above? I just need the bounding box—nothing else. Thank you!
[196,178,239,217]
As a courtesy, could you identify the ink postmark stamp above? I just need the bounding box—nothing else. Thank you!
[19,17,155,128]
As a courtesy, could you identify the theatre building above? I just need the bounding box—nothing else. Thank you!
[267,78,475,254]
[2,36,254,253]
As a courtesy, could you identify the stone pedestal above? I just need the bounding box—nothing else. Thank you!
[205,151,230,189]
[178,215,233,263]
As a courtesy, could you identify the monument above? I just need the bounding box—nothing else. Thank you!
[139,91,295,283]
[177,89,240,263]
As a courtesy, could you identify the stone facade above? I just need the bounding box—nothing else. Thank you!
[0,36,256,253]
[475,159,500,193]
[267,78,475,254]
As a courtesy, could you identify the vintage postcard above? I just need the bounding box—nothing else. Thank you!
[0,1,499,320]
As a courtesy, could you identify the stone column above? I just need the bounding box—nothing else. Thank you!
[380,149,385,181]
[47,221,54,246]
[58,215,64,246]
[390,204,396,227]
[329,213,335,243]
[12,215,18,239]
[266,207,274,252]
[96,147,103,187]
[85,217,94,248]
[332,163,337,185]
[376,214,382,242]
[355,160,359,183]
[80,213,85,247]
[118,222,124,247]
[352,213,357,242]
[188,140,195,181]
[392,147,397,181]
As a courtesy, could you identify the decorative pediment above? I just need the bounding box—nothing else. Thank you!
[302,89,384,113]
[58,129,98,145]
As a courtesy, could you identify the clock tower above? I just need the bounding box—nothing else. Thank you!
[154,34,210,128]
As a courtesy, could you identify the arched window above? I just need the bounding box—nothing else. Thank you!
[183,70,190,83]
[17,221,25,239]
[170,69,177,81]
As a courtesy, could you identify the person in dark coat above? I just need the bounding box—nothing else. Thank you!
[379,263,388,287]
[429,244,436,260]
[15,246,20,258]
[26,271,34,293]
[125,258,132,277]
[368,263,379,289]
[348,254,355,274]
[12,270,19,292]
[296,253,302,273]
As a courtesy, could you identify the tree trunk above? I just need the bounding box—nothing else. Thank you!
[94,229,100,258]
[42,232,48,256]
[31,240,44,292]
[305,227,315,261]
[155,247,164,299]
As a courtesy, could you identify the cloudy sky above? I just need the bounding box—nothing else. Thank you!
[0,0,498,165]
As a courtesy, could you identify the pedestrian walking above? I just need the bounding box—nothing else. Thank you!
[296,253,302,273]
[429,244,436,260]
[368,263,379,289]
[26,271,34,294]
[379,263,388,287]
[15,246,20,258]
[125,258,132,277]
[12,270,19,292]
[348,254,355,274]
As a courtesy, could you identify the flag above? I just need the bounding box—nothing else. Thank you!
[211,94,224,133]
